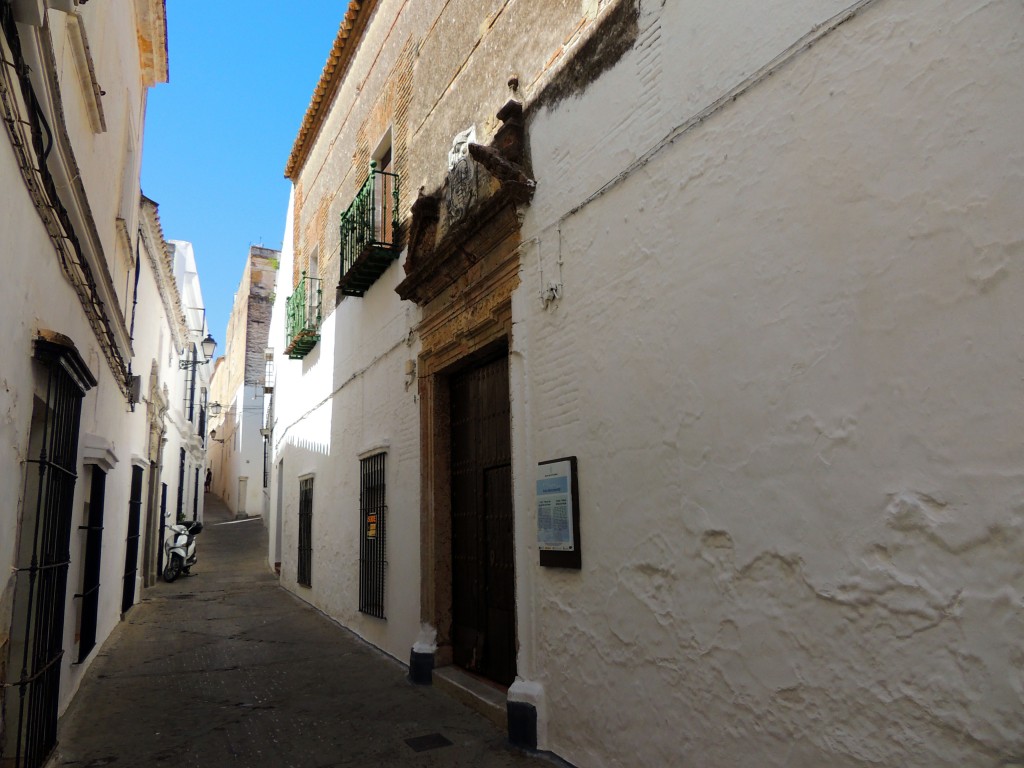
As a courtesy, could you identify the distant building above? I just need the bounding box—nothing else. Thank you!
[268,0,1024,765]
[165,241,215,529]
[208,247,279,519]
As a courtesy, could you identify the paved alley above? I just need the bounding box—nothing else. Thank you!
[54,495,549,768]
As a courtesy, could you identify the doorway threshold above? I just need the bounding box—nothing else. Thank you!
[433,665,507,730]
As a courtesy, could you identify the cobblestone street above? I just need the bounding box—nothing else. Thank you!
[54,495,548,768]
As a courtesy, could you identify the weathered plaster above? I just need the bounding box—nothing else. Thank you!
[1,2,177,742]
[517,0,1024,764]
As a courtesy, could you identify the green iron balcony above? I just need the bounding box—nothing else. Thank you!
[338,162,400,297]
[285,273,322,359]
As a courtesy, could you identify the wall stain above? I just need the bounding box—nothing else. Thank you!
[529,0,640,116]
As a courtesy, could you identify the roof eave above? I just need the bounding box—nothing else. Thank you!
[284,0,378,181]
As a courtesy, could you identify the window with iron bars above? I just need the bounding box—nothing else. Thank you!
[358,453,386,618]
[10,334,95,768]
[183,342,197,422]
[297,477,313,587]
[76,466,106,662]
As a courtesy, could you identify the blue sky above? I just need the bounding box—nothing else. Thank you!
[140,3,344,353]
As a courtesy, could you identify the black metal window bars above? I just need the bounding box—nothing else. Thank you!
[358,453,387,619]
[9,334,95,768]
[75,467,105,663]
[121,465,144,614]
[297,477,313,587]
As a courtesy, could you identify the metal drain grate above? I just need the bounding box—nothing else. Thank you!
[404,733,453,752]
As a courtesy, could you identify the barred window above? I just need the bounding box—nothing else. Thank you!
[76,466,106,662]
[297,477,313,587]
[183,342,197,422]
[10,333,95,768]
[358,453,386,618]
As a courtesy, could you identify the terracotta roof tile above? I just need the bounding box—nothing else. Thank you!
[284,0,377,180]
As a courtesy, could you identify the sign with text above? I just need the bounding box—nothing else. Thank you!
[537,456,581,569]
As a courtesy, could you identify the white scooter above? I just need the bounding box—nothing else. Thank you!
[162,519,204,582]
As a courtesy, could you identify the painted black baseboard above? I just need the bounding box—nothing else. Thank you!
[507,701,537,750]
[408,649,434,685]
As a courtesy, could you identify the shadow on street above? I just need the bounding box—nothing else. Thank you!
[55,494,544,767]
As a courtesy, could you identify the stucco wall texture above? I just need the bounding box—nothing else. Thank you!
[269,190,423,664]
[0,1,171,726]
[519,0,1023,765]
[276,0,1023,764]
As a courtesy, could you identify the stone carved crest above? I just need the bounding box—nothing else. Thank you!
[445,126,477,223]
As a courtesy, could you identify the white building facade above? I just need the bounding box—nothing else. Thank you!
[207,247,277,520]
[0,3,213,765]
[270,0,1024,766]
[166,241,213,528]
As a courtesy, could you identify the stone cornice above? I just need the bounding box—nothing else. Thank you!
[140,195,187,348]
[134,0,168,88]
[395,100,533,306]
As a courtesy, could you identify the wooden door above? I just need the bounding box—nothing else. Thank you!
[450,354,516,686]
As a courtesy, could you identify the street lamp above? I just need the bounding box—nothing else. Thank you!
[178,307,217,368]
[178,333,216,369]
[209,401,223,416]
[201,333,217,359]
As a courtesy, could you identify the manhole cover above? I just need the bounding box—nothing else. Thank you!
[405,733,453,752]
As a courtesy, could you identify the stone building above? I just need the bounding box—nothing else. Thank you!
[0,2,214,765]
[208,246,278,518]
[268,0,1024,765]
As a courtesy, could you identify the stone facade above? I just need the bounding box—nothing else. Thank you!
[207,247,278,518]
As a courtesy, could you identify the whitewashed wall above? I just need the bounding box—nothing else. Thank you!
[269,192,423,663]
[167,241,211,524]
[0,0,169,724]
[514,0,1024,765]
[211,382,267,517]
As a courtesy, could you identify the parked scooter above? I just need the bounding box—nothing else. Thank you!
[163,519,204,582]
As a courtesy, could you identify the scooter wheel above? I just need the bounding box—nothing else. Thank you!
[163,554,183,583]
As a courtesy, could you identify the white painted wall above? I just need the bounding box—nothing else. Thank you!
[210,382,267,517]
[268,190,423,663]
[513,0,1024,765]
[0,1,173,733]
[167,241,212,525]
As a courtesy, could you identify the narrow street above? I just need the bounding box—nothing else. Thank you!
[54,495,544,767]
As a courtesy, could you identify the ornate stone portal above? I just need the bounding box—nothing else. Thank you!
[445,126,477,223]
[397,101,534,666]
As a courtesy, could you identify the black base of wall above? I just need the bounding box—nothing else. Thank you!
[408,649,434,685]
[507,701,537,750]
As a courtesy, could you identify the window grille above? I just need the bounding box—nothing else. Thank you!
[175,448,186,523]
[183,343,197,421]
[297,477,313,587]
[9,334,95,768]
[263,436,270,488]
[76,467,106,662]
[198,387,207,445]
[121,465,144,613]
[358,453,387,618]
[157,483,168,576]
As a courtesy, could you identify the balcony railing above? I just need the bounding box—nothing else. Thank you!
[338,162,400,297]
[285,273,322,359]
